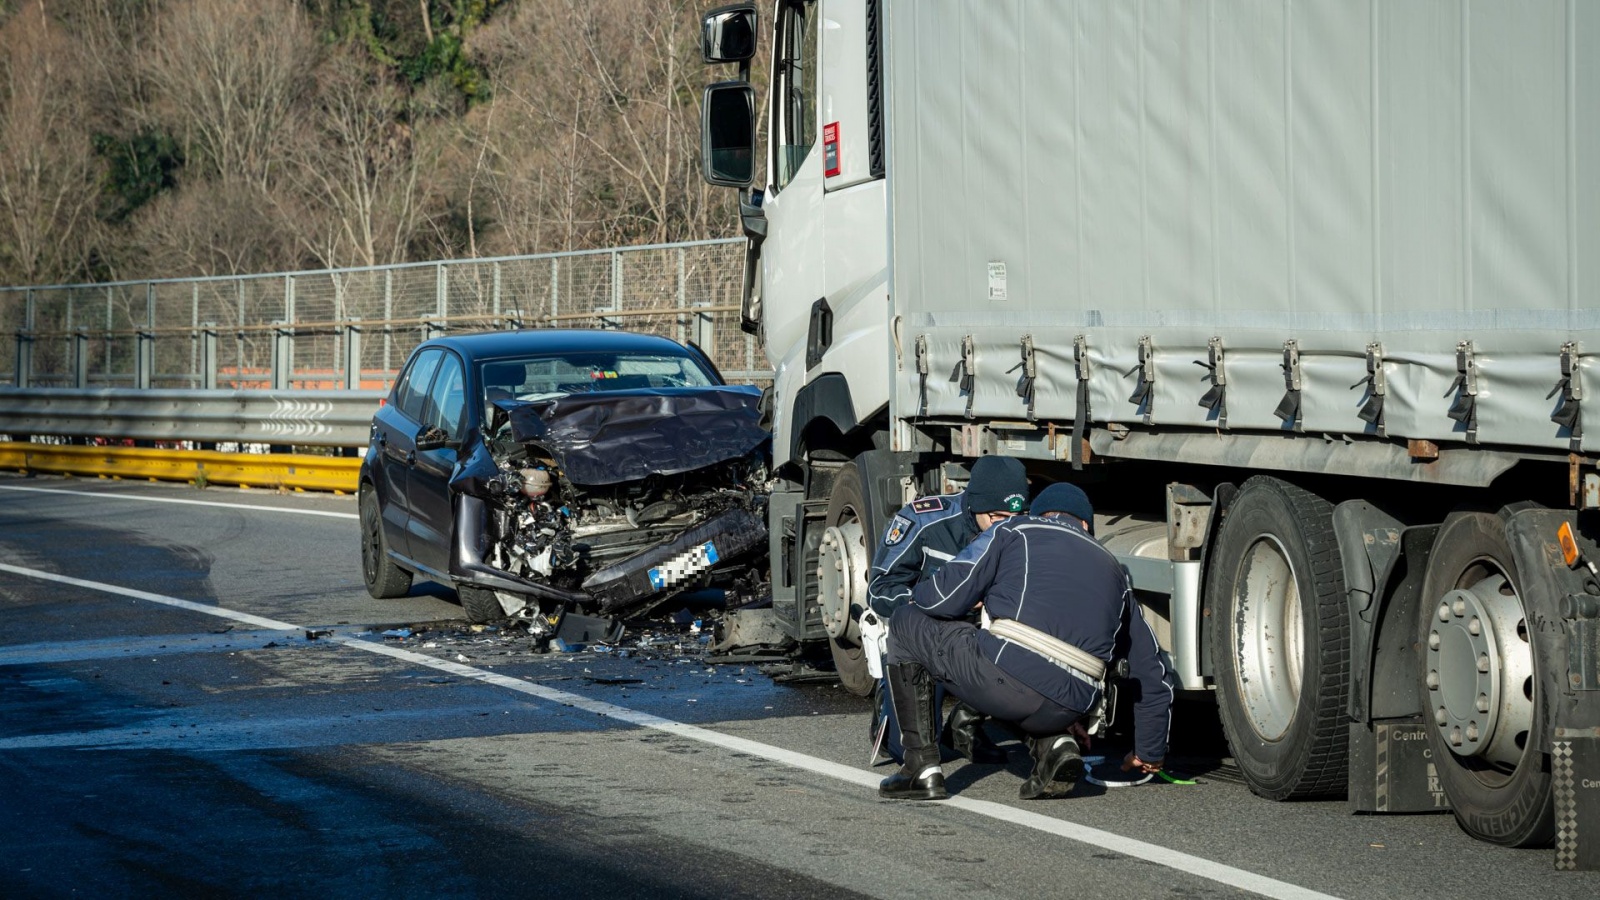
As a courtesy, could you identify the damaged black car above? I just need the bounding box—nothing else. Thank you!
[358,330,769,638]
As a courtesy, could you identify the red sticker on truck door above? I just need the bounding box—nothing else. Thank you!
[823,121,841,177]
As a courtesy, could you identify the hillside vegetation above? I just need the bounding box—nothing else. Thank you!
[0,0,746,286]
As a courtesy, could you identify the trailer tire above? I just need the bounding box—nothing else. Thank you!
[822,462,876,697]
[361,486,413,600]
[1416,508,1554,847]
[1209,476,1349,800]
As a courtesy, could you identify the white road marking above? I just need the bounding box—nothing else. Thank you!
[0,483,358,520]
[0,560,1341,900]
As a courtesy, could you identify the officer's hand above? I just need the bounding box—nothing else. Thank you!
[1068,720,1091,752]
[1121,751,1163,774]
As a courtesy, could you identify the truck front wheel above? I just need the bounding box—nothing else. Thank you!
[1208,476,1349,799]
[1416,508,1554,847]
[818,461,876,696]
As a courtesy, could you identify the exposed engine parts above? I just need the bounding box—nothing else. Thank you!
[453,388,771,623]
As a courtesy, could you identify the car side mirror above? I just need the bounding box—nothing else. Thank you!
[415,425,452,452]
[702,81,757,188]
[702,4,757,63]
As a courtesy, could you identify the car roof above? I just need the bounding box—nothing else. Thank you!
[414,329,696,364]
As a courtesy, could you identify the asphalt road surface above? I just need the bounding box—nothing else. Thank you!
[1,473,1597,900]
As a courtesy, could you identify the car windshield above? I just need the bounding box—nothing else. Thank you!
[479,351,719,407]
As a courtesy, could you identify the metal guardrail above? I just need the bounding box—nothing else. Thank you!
[0,388,383,447]
[1,238,769,391]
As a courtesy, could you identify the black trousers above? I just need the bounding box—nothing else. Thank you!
[887,604,1082,737]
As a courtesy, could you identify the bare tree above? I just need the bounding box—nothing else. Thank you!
[141,0,317,191]
[0,6,99,284]
[284,48,428,270]
[131,178,300,278]
[470,0,734,252]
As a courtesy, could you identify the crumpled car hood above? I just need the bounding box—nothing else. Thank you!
[492,386,766,485]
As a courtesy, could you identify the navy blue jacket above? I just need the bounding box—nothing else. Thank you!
[867,492,979,617]
[911,514,1175,763]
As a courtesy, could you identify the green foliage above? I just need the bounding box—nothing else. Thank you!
[92,130,184,223]
[322,0,498,106]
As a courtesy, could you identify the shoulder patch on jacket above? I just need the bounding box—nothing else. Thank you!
[910,496,946,514]
[884,514,913,545]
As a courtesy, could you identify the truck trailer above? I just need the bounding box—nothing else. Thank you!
[698,0,1600,864]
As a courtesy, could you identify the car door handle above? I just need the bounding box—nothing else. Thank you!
[405,450,416,466]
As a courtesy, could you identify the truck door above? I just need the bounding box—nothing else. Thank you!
[759,0,826,371]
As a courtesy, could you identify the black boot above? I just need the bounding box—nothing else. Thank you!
[941,701,1009,764]
[878,662,947,800]
[1019,733,1084,800]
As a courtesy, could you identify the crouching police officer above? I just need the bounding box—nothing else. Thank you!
[879,483,1175,800]
[865,456,1030,765]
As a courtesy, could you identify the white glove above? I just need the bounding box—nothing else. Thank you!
[859,608,888,680]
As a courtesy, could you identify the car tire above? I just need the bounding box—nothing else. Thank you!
[1208,475,1349,800]
[1415,507,1554,847]
[360,485,413,600]
[458,586,506,625]
[823,461,877,697]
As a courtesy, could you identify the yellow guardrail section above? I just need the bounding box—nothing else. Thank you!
[0,443,361,493]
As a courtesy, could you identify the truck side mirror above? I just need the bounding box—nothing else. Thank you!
[702,4,757,63]
[702,81,757,188]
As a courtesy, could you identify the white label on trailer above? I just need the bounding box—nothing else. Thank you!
[987,260,1008,300]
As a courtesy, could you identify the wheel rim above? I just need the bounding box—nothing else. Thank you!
[1231,534,1304,743]
[1425,557,1534,778]
[817,517,868,641]
[361,498,381,584]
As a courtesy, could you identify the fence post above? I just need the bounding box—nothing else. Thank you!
[200,323,218,390]
[104,286,113,375]
[134,330,154,389]
[607,249,623,329]
[383,269,393,374]
[14,330,32,388]
[550,257,559,324]
[492,261,502,322]
[271,321,292,390]
[235,280,245,388]
[436,263,448,325]
[343,318,362,390]
[190,283,200,384]
[73,329,89,388]
[676,249,687,344]
[284,274,296,324]
[694,302,714,352]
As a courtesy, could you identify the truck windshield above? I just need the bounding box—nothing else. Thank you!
[479,352,720,406]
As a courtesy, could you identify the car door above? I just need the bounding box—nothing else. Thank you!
[406,351,467,576]
[374,347,443,563]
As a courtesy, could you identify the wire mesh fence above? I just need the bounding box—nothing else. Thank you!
[2,239,765,391]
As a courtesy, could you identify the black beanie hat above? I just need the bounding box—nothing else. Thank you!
[1029,483,1095,534]
[964,456,1029,514]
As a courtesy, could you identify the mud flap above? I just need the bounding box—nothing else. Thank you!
[1554,590,1600,869]
[1503,508,1600,869]
[582,507,767,614]
[1348,720,1451,813]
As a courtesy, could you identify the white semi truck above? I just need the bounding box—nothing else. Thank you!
[698,0,1600,864]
